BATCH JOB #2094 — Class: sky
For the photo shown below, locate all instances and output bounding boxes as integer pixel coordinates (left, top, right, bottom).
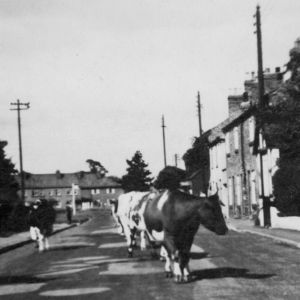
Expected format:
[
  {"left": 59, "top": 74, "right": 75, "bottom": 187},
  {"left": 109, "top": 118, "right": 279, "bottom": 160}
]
[{"left": 1, "top": 0, "right": 300, "bottom": 178}]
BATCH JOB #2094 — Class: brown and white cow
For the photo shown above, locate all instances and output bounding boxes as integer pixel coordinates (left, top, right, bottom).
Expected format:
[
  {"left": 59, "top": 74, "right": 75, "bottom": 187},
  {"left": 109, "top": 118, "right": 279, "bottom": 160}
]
[{"left": 129, "top": 189, "right": 228, "bottom": 282}]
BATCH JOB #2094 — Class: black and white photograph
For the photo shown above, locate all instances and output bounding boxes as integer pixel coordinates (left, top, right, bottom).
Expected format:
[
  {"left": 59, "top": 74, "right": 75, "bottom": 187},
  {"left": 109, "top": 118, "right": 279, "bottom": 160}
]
[{"left": 0, "top": 0, "right": 300, "bottom": 299}]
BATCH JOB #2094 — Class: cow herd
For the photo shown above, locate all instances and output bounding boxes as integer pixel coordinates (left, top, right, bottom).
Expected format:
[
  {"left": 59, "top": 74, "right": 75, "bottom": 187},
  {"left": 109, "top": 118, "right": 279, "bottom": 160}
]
[{"left": 114, "top": 189, "right": 228, "bottom": 282}]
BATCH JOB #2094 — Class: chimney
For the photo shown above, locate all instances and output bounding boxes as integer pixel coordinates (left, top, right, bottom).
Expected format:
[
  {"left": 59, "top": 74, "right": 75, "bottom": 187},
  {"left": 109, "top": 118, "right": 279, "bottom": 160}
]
[
  {"left": 275, "top": 67, "right": 281, "bottom": 73},
  {"left": 56, "top": 170, "right": 61, "bottom": 179},
  {"left": 294, "top": 38, "right": 300, "bottom": 49},
  {"left": 228, "top": 95, "right": 243, "bottom": 120}
]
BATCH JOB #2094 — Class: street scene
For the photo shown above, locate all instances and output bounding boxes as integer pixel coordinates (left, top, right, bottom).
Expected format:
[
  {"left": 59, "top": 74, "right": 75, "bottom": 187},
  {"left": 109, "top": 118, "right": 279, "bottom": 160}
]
[
  {"left": 1, "top": 1, "right": 300, "bottom": 299},
  {"left": 0, "top": 210, "right": 300, "bottom": 299}
]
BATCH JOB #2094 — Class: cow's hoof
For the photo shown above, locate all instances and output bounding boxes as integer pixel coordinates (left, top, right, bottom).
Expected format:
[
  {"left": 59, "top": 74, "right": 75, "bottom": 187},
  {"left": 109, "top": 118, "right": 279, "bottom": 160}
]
[
  {"left": 183, "top": 275, "right": 190, "bottom": 282},
  {"left": 165, "top": 271, "right": 173, "bottom": 278}
]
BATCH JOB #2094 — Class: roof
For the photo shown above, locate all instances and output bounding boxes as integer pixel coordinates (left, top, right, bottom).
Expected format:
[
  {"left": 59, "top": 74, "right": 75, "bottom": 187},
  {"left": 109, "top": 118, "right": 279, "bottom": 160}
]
[
  {"left": 208, "top": 118, "right": 230, "bottom": 146},
  {"left": 222, "top": 106, "right": 257, "bottom": 133},
  {"left": 16, "top": 172, "right": 122, "bottom": 189}
]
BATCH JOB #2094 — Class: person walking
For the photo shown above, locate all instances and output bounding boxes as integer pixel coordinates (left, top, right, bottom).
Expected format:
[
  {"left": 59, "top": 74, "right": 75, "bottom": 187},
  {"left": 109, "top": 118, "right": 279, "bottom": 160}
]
[
  {"left": 28, "top": 199, "right": 42, "bottom": 249},
  {"left": 66, "top": 201, "right": 73, "bottom": 224}
]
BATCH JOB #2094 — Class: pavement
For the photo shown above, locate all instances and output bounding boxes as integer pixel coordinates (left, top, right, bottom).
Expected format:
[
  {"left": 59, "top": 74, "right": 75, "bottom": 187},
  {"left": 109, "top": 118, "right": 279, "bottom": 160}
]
[
  {"left": 227, "top": 217, "right": 300, "bottom": 249},
  {"left": 0, "top": 222, "right": 80, "bottom": 255}
]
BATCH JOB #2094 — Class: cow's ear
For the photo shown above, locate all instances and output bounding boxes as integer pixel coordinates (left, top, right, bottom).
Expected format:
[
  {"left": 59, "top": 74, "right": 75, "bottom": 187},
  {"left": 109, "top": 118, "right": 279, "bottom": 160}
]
[{"left": 219, "top": 200, "right": 225, "bottom": 207}]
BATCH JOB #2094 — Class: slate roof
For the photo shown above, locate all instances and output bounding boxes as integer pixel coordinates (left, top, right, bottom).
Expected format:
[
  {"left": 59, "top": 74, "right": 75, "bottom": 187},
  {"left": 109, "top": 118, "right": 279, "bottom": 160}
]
[
  {"left": 208, "top": 118, "right": 231, "bottom": 146},
  {"left": 17, "top": 172, "right": 122, "bottom": 189}
]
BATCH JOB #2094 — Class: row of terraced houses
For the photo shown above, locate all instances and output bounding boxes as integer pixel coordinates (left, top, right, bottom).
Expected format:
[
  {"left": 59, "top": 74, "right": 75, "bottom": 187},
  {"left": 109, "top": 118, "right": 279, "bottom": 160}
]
[
  {"left": 18, "top": 171, "right": 123, "bottom": 209},
  {"left": 184, "top": 67, "right": 283, "bottom": 227}
]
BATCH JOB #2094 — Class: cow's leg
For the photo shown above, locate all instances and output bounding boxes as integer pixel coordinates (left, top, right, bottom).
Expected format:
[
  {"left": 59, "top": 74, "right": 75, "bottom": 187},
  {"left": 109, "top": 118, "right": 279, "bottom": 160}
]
[
  {"left": 161, "top": 246, "right": 172, "bottom": 277},
  {"left": 140, "top": 231, "right": 147, "bottom": 251},
  {"left": 44, "top": 237, "right": 50, "bottom": 250},
  {"left": 128, "top": 227, "right": 137, "bottom": 257},
  {"left": 160, "top": 245, "right": 168, "bottom": 261},
  {"left": 163, "top": 234, "right": 182, "bottom": 282},
  {"left": 179, "top": 252, "right": 190, "bottom": 282},
  {"left": 117, "top": 216, "right": 125, "bottom": 235},
  {"left": 37, "top": 230, "right": 45, "bottom": 252},
  {"left": 178, "top": 228, "right": 197, "bottom": 282}
]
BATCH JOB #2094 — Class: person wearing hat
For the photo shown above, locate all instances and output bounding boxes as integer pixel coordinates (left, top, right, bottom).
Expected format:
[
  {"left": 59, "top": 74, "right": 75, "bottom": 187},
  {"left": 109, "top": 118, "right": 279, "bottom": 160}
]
[{"left": 28, "top": 199, "right": 42, "bottom": 249}]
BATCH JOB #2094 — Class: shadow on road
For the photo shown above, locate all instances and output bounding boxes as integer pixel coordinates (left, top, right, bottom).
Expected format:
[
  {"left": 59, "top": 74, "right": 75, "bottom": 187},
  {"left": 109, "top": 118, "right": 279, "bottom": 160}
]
[
  {"left": 190, "top": 267, "right": 275, "bottom": 282},
  {"left": 189, "top": 252, "right": 209, "bottom": 260},
  {"left": 0, "top": 275, "right": 57, "bottom": 285},
  {"left": 49, "top": 244, "right": 94, "bottom": 251}
]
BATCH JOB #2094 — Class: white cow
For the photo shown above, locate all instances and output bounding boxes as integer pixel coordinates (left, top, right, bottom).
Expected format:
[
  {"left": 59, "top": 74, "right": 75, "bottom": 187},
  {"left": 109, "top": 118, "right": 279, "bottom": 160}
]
[{"left": 116, "top": 191, "right": 150, "bottom": 255}]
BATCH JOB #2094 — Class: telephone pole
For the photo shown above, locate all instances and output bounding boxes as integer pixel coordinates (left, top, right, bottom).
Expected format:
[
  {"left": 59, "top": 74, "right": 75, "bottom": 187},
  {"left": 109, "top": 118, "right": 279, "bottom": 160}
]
[
  {"left": 254, "top": 5, "right": 269, "bottom": 226},
  {"left": 255, "top": 5, "right": 265, "bottom": 108},
  {"left": 161, "top": 115, "right": 167, "bottom": 167},
  {"left": 174, "top": 154, "right": 179, "bottom": 167},
  {"left": 10, "top": 100, "right": 30, "bottom": 202},
  {"left": 197, "top": 91, "right": 203, "bottom": 137}
]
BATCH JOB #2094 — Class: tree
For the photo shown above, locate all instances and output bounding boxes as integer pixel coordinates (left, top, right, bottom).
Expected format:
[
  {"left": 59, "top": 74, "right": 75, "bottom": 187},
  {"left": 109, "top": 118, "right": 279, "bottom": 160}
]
[
  {"left": 121, "top": 151, "right": 153, "bottom": 192},
  {"left": 0, "top": 141, "right": 19, "bottom": 205},
  {"left": 154, "top": 166, "right": 186, "bottom": 190},
  {"left": 257, "top": 40, "right": 300, "bottom": 215},
  {"left": 86, "top": 159, "right": 108, "bottom": 176}
]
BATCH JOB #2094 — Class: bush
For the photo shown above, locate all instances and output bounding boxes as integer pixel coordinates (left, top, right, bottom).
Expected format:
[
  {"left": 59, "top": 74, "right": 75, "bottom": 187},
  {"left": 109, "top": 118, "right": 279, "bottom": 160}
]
[
  {"left": 273, "top": 162, "right": 300, "bottom": 216},
  {"left": 5, "top": 203, "right": 30, "bottom": 233}
]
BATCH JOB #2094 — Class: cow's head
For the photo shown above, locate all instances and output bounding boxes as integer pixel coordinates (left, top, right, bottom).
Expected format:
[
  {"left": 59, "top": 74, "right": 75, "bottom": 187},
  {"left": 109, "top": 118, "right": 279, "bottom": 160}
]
[{"left": 198, "top": 193, "right": 228, "bottom": 235}]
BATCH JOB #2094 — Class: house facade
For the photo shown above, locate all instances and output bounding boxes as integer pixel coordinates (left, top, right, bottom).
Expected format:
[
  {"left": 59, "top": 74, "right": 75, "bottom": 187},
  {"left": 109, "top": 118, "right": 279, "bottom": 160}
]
[
  {"left": 18, "top": 171, "right": 123, "bottom": 209},
  {"left": 186, "top": 69, "right": 283, "bottom": 225},
  {"left": 208, "top": 119, "right": 230, "bottom": 218}
]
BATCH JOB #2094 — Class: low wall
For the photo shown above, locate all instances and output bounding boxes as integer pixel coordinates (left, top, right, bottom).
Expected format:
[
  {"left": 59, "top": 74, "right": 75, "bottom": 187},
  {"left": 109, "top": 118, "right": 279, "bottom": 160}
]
[{"left": 270, "top": 207, "right": 300, "bottom": 231}]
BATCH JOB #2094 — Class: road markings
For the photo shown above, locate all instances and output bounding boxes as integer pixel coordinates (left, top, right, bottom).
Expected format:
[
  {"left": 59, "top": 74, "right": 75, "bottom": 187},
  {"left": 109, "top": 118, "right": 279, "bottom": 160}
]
[
  {"left": 40, "top": 287, "right": 110, "bottom": 297},
  {"left": 99, "top": 261, "right": 162, "bottom": 275},
  {"left": 98, "top": 242, "right": 127, "bottom": 248},
  {"left": 0, "top": 283, "right": 45, "bottom": 296}
]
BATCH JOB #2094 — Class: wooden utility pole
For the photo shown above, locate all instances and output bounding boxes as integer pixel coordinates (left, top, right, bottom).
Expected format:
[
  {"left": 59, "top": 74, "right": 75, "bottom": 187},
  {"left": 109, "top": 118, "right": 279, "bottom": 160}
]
[
  {"left": 174, "top": 154, "right": 178, "bottom": 167},
  {"left": 254, "top": 5, "right": 269, "bottom": 226},
  {"left": 10, "top": 100, "right": 30, "bottom": 202},
  {"left": 197, "top": 91, "right": 203, "bottom": 137},
  {"left": 161, "top": 115, "right": 167, "bottom": 167},
  {"left": 255, "top": 5, "right": 265, "bottom": 108}
]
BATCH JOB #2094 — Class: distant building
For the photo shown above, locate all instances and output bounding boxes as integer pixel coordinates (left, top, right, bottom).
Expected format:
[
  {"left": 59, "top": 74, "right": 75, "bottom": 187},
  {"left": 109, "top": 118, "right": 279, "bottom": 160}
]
[{"left": 17, "top": 170, "right": 123, "bottom": 209}]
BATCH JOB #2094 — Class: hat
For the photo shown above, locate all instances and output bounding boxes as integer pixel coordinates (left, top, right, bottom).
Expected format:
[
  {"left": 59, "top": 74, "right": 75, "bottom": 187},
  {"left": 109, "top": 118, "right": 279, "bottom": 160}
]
[{"left": 35, "top": 199, "right": 41, "bottom": 204}]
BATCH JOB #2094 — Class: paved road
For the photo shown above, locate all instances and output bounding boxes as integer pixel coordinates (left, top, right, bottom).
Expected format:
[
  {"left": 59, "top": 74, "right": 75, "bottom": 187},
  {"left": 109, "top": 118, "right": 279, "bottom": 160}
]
[{"left": 0, "top": 209, "right": 299, "bottom": 299}]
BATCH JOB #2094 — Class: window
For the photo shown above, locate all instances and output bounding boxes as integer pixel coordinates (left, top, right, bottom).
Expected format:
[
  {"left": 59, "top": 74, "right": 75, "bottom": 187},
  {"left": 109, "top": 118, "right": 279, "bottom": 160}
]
[
  {"left": 96, "top": 189, "right": 100, "bottom": 194},
  {"left": 233, "top": 127, "right": 239, "bottom": 151},
  {"left": 249, "top": 117, "right": 255, "bottom": 142},
  {"left": 106, "top": 188, "right": 115, "bottom": 194},
  {"left": 259, "top": 131, "right": 266, "bottom": 150},
  {"left": 235, "top": 175, "right": 242, "bottom": 206},
  {"left": 225, "top": 132, "right": 230, "bottom": 154},
  {"left": 56, "top": 189, "right": 62, "bottom": 196}
]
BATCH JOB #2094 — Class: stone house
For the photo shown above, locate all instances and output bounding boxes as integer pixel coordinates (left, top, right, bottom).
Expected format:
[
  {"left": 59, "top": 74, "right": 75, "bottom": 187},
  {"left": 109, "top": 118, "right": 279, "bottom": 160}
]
[
  {"left": 207, "top": 119, "right": 230, "bottom": 218},
  {"left": 222, "top": 69, "right": 282, "bottom": 220},
  {"left": 18, "top": 171, "right": 123, "bottom": 209}
]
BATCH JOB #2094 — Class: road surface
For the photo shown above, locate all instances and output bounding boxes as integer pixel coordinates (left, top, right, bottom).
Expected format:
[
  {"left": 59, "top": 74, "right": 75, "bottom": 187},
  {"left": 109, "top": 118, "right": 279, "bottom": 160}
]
[{"left": 0, "top": 209, "right": 299, "bottom": 299}]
